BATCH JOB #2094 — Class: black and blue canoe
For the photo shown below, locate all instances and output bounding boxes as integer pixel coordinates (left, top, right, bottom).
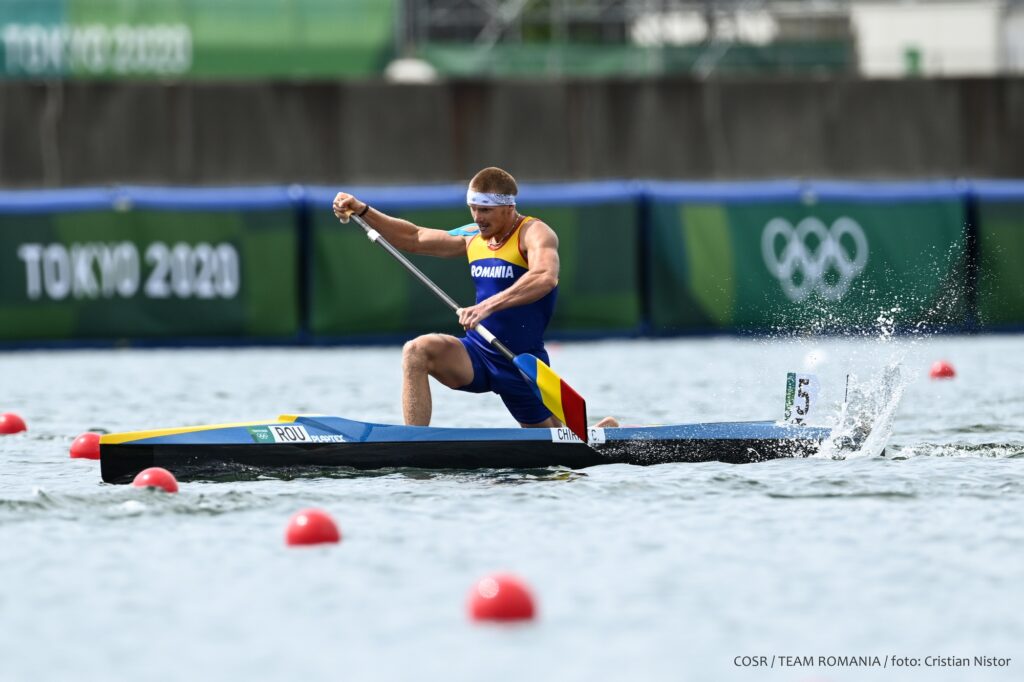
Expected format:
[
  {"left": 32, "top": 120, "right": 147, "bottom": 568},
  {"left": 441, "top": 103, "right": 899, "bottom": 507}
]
[{"left": 99, "top": 415, "right": 842, "bottom": 483}]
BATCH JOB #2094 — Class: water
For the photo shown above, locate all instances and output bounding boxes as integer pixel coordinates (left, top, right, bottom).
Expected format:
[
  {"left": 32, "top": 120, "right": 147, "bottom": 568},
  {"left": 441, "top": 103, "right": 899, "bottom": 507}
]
[{"left": 1, "top": 335, "right": 1022, "bottom": 682}]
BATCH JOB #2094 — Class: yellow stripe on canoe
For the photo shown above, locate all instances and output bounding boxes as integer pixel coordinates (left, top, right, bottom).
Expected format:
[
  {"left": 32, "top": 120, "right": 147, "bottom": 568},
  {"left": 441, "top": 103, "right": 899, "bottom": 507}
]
[{"left": 99, "top": 415, "right": 300, "bottom": 445}]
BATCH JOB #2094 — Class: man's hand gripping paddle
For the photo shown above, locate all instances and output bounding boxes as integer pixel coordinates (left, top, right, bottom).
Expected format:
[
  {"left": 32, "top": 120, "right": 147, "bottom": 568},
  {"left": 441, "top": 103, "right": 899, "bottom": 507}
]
[{"left": 340, "top": 210, "right": 589, "bottom": 442}]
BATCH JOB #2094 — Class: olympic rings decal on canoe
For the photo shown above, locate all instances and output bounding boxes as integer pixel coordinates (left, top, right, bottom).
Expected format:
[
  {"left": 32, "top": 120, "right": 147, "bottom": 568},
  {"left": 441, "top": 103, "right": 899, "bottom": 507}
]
[{"left": 761, "top": 217, "right": 869, "bottom": 302}]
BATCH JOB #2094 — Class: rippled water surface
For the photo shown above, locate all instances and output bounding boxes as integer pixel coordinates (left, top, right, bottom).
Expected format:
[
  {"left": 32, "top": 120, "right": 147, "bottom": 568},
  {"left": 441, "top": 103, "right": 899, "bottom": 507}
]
[{"left": 1, "top": 335, "right": 1022, "bottom": 682}]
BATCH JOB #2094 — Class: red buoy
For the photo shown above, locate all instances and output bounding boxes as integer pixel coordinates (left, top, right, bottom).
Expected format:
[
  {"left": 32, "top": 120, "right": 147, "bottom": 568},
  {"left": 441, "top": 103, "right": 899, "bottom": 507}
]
[
  {"left": 132, "top": 467, "right": 179, "bottom": 493},
  {"left": 0, "top": 413, "right": 27, "bottom": 435},
  {"left": 929, "top": 360, "right": 956, "bottom": 379},
  {"left": 70, "top": 432, "right": 101, "bottom": 459},
  {"left": 467, "top": 573, "right": 536, "bottom": 622},
  {"left": 285, "top": 508, "right": 341, "bottom": 546}
]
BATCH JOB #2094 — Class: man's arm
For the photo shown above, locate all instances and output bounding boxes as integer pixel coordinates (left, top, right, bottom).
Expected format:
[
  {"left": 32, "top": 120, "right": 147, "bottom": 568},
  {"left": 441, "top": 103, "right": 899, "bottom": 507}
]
[
  {"left": 457, "top": 219, "right": 559, "bottom": 330},
  {"left": 332, "top": 192, "right": 466, "bottom": 258}
]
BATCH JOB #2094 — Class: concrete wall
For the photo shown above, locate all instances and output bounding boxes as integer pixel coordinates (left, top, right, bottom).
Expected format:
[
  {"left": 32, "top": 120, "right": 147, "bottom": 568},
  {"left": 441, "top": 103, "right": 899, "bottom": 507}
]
[{"left": 1, "top": 77, "right": 1022, "bottom": 187}]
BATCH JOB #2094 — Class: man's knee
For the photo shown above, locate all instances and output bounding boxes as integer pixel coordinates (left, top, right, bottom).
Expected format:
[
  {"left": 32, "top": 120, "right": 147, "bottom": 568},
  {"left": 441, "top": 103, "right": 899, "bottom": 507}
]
[
  {"left": 404, "top": 334, "right": 456, "bottom": 373},
  {"left": 402, "top": 336, "right": 436, "bottom": 372},
  {"left": 404, "top": 335, "right": 472, "bottom": 388}
]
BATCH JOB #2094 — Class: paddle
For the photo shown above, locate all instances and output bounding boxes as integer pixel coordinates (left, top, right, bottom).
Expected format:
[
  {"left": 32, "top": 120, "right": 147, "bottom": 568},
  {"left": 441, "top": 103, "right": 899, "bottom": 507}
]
[{"left": 341, "top": 211, "right": 590, "bottom": 443}]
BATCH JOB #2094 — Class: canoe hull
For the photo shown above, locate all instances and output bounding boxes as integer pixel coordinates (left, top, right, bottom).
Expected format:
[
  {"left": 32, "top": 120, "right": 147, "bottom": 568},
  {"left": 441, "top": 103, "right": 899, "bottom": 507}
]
[{"left": 100, "top": 416, "right": 832, "bottom": 483}]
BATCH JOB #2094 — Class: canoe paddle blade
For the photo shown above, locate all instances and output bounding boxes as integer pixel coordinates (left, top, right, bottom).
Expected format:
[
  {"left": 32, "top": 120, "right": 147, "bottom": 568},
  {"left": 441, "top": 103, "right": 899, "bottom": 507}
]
[{"left": 513, "top": 354, "right": 589, "bottom": 443}]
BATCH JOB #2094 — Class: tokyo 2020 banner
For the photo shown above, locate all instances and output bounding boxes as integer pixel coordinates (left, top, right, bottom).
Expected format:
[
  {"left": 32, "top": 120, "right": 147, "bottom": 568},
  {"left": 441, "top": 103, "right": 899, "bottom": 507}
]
[
  {"left": 0, "top": 188, "right": 300, "bottom": 341},
  {"left": 645, "top": 182, "right": 970, "bottom": 334},
  {"left": 0, "top": 0, "right": 394, "bottom": 79}
]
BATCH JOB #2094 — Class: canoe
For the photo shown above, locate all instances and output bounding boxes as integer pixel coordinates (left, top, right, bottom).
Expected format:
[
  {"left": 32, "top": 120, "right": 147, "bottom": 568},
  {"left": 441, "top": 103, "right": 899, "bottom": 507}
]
[{"left": 99, "top": 414, "right": 841, "bottom": 483}]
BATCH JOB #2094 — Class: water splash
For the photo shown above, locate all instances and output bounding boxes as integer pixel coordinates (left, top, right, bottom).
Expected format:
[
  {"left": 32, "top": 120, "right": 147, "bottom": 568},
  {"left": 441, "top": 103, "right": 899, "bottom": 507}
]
[
  {"left": 818, "top": 363, "right": 906, "bottom": 459},
  {"left": 755, "top": 236, "right": 968, "bottom": 340},
  {"left": 755, "top": 238, "right": 975, "bottom": 459}
]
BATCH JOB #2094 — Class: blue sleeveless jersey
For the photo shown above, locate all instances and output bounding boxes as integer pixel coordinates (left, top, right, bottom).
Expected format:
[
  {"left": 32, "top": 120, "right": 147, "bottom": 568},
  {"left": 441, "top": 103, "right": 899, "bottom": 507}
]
[{"left": 450, "top": 216, "right": 557, "bottom": 355}]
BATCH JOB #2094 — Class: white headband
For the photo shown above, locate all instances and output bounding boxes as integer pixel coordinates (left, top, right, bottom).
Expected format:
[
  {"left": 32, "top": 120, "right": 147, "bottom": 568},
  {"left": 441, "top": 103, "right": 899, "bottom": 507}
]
[{"left": 466, "top": 189, "right": 516, "bottom": 207}]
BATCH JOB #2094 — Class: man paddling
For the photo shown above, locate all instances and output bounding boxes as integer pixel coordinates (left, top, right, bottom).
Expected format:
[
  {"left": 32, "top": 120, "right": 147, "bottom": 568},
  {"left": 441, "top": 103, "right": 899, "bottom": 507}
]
[{"left": 333, "top": 167, "right": 617, "bottom": 431}]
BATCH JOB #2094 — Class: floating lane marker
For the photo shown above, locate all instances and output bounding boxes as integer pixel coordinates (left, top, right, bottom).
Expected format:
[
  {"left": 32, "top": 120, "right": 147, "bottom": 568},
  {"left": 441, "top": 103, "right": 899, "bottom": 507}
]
[
  {"left": 468, "top": 573, "right": 537, "bottom": 622},
  {"left": 930, "top": 360, "right": 956, "bottom": 379},
  {"left": 0, "top": 412, "right": 27, "bottom": 434},
  {"left": 132, "top": 467, "right": 179, "bottom": 493},
  {"left": 285, "top": 508, "right": 341, "bottom": 546},
  {"left": 70, "top": 432, "right": 101, "bottom": 459}
]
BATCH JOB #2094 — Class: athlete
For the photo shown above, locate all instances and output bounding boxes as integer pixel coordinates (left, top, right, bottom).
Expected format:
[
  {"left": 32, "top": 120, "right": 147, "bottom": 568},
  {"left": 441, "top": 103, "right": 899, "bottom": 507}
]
[{"left": 332, "top": 166, "right": 617, "bottom": 430}]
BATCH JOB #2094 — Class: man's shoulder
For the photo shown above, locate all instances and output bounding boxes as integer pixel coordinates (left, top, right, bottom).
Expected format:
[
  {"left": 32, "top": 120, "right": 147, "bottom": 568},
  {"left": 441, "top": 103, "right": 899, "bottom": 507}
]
[{"left": 520, "top": 217, "right": 558, "bottom": 245}]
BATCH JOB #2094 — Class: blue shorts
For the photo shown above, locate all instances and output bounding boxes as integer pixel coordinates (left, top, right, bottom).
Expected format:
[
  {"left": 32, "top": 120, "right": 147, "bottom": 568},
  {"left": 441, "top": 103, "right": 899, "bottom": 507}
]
[{"left": 457, "top": 336, "right": 552, "bottom": 425}]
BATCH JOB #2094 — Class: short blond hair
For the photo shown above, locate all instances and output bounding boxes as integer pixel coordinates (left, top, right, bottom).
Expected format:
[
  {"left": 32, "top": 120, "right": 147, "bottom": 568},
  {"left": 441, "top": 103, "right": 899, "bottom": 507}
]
[{"left": 469, "top": 167, "right": 518, "bottom": 196}]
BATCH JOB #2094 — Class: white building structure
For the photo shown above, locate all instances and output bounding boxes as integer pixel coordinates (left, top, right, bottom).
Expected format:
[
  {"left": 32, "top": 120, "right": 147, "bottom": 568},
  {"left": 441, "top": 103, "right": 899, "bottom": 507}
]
[{"left": 851, "top": 1, "right": 1004, "bottom": 76}]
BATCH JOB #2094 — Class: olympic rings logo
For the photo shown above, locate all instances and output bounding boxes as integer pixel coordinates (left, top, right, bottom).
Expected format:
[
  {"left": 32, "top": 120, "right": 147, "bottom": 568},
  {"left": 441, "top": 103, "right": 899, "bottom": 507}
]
[{"left": 761, "top": 217, "right": 869, "bottom": 302}]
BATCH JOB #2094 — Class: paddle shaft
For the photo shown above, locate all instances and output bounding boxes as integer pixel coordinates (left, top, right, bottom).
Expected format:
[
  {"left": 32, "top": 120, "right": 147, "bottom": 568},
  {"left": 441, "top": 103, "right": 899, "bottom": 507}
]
[{"left": 349, "top": 213, "right": 518, "bottom": 362}]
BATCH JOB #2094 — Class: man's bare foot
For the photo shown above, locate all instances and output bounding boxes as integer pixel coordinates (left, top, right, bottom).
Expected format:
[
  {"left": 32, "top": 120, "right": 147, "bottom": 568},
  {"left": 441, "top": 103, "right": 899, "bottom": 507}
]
[{"left": 595, "top": 416, "right": 619, "bottom": 428}]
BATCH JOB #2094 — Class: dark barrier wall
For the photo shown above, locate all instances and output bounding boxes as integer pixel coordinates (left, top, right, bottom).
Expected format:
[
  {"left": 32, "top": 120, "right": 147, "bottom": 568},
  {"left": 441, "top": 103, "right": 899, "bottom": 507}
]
[
  {"left": 304, "top": 182, "right": 642, "bottom": 340},
  {"left": 2, "top": 78, "right": 1023, "bottom": 187},
  {"left": 645, "top": 182, "right": 970, "bottom": 334},
  {"left": 0, "top": 187, "right": 299, "bottom": 341},
  {"left": 975, "top": 181, "right": 1024, "bottom": 329}
]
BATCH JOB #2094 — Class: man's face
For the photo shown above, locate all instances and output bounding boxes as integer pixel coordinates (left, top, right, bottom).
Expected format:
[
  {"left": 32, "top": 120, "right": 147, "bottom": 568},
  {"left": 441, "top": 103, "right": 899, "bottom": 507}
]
[{"left": 469, "top": 204, "right": 515, "bottom": 238}]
